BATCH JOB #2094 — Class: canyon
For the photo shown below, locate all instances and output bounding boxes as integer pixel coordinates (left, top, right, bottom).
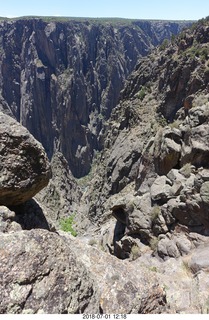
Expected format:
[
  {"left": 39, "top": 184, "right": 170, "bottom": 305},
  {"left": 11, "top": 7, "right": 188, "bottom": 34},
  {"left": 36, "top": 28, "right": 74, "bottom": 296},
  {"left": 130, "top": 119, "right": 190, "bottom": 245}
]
[
  {"left": 0, "top": 18, "right": 190, "bottom": 177},
  {"left": 2, "top": 16, "right": 209, "bottom": 314}
]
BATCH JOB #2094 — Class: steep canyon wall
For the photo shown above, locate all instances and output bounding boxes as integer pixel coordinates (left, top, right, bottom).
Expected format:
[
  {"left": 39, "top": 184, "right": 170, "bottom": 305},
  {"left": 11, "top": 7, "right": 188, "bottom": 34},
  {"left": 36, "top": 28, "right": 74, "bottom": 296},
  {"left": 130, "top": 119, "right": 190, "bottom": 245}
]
[{"left": 0, "top": 18, "right": 190, "bottom": 177}]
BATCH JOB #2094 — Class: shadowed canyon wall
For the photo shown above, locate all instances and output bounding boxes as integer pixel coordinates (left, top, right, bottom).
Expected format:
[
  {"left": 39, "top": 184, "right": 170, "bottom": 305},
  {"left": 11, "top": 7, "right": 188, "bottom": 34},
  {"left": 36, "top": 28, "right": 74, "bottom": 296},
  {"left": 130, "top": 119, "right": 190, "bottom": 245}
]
[{"left": 0, "top": 18, "right": 190, "bottom": 177}]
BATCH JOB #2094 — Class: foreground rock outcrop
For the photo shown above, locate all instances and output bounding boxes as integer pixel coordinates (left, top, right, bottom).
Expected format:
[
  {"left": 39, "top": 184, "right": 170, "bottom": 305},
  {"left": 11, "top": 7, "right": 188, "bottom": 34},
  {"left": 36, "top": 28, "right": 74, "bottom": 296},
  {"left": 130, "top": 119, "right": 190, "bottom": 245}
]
[
  {"left": 0, "top": 105, "right": 168, "bottom": 314},
  {"left": 0, "top": 201, "right": 168, "bottom": 314},
  {"left": 65, "top": 232, "right": 167, "bottom": 314},
  {"left": 0, "top": 229, "right": 99, "bottom": 314},
  {"left": 0, "top": 112, "right": 51, "bottom": 206}
]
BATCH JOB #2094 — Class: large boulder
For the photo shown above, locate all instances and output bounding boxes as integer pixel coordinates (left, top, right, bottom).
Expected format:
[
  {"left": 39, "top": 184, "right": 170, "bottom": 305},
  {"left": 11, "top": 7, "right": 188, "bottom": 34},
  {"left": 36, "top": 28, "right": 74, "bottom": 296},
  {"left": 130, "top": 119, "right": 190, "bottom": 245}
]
[
  {"left": 181, "top": 124, "right": 209, "bottom": 168},
  {"left": 150, "top": 175, "right": 172, "bottom": 203},
  {"left": 188, "top": 243, "right": 209, "bottom": 273},
  {"left": 153, "top": 127, "right": 182, "bottom": 175},
  {"left": 0, "top": 112, "right": 51, "bottom": 206}
]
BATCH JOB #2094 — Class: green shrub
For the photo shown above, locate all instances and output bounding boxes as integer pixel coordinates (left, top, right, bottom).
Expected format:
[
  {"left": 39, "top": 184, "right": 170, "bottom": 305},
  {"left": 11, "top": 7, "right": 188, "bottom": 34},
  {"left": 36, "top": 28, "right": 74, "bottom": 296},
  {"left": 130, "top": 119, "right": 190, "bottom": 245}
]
[
  {"left": 149, "top": 237, "right": 159, "bottom": 251},
  {"left": 159, "top": 39, "right": 169, "bottom": 51},
  {"left": 151, "top": 206, "right": 161, "bottom": 221},
  {"left": 149, "top": 266, "right": 158, "bottom": 272},
  {"left": 111, "top": 274, "right": 120, "bottom": 282},
  {"left": 205, "top": 67, "right": 209, "bottom": 76},
  {"left": 201, "top": 47, "right": 209, "bottom": 60},
  {"left": 157, "top": 115, "right": 168, "bottom": 127},
  {"left": 60, "top": 215, "right": 77, "bottom": 237},
  {"left": 88, "top": 238, "right": 97, "bottom": 246},
  {"left": 168, "top": 120, "right": 181, "bottom": 129},
  {"left": 182, "top": 260, "right": 193, "bottom": 276},
  {"left": 130, "top": 245, "right": 141, "bottom": 260},
  {"left": 171, "top": 34, "right": 176, "bottom": 44},
  {"left": 137, "top": 86, "right": 146, "bottom": 101},
  {"left": 180, "top": 163, "right": 192, "bottom": 178}
]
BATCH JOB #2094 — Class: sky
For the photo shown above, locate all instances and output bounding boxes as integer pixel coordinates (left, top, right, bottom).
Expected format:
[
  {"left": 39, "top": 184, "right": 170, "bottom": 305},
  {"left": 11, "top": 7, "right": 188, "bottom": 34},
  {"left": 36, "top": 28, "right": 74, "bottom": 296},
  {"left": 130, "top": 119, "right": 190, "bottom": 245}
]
[{"left": 1, "top": 0, "right": 209, "bottom": 21}]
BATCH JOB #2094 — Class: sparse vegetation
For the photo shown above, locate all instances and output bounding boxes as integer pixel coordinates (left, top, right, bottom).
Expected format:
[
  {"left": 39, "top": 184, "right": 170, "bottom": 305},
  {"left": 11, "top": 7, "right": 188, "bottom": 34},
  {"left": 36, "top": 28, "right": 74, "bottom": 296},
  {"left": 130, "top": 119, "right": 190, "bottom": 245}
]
[
  {"left": 159, "top": 39, "right": 169, "bottom": 51},
  {"left": 171, "top": 34, "right": 176, "bottom": 44},
  {"left": 130, "top": 245, "right": 141, "bottom": 260},
  {"left": 149, "top": 237, "right": 159, "bottom": 252},
  {"left": 182, "top": 260, "right": 193, "bottom": 276},
  {"left": 111, "top": 274, "right": 120, "bottom": 282},
  {"left": 149, "top": 266, "right": 158, "bottom": 272},
  {"left": 88, "top": 238, "right": 97, "bottom": 246},
  {"left": 60, "top": 215, "right": 77, "bottom": 237},
  {"left": 137, "top": 86, "right": 146, "bottom": 101},
  {"left": 193, "top": 94, "right": 209, "bottom": 108},
  {"left": 151, "top": 206, "right": 161, "bottom": 221},
  {"left": 168, "top": 120, "right": 181, "bottom": 129},
  {"left": 180, "top": 163, "right": 192, "bottom": 178},
  {"left": 183, "top": 44, "right": 209, "bottom": 61},
  {"left": 76, "top": 150, "right": 101, "bottom": 188},
  {"left": 157, "top": 115, "right": 168, "bottom": 127}
]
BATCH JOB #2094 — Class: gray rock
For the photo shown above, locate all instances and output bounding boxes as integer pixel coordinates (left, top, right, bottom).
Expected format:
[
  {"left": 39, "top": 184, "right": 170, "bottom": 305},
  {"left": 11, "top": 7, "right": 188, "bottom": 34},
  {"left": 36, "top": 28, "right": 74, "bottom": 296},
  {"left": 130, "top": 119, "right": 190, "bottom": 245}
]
[
  {"left": 0, "top": 206, "right": 21, "bottom": 233},
  {"left": 152, "top": 213, "right": 168, "bottom": 236},
  {"left": 169, "top": 198, "right": 201, "bottom": 227},
  {"left": 150, "top": 175, "right": 172, "bottom": 202},
  {"left": 161, "top": 203, "right": 176, "bottom": 226},
  {"left": 153, "top": 127, "right": 182, "bottom": 175},
  {"left": 188, "top": 244, "right": 209, "bottom": 273},
  {"left": 0, "top": 199, "right": 56, "bottom": 234},
  {"left": 194, "top": 169, "right": 209, "bottom": 191},
  {"left": 197, "top": 169, "right": 209, "bottom": 181},
  {"left": 158, "top": 235, "right": 181, "bottom": 259},
  {"left": 68, "top": 233, "right": 167, "bottom": 314},
  {"left": 157, "top": 232, "right": 192, "bottom": 259},
  {"left": 166, "top": 241, "right": 181, "bottom": 258},
  {"left": 0, "top": 112, "right": 51, "bottom": 206},
  {"left": 169, "top": 180, "right": 184, "bottom": 197},
  {"left": 200, "top": 181, "right": 209, "bottom": 204},
  {"left": 157, "top": 236, "right": 170, "bottom": 258},
  {"left": 115, "top": 235, "right": 142, "bottom": 260},
  {"left": 176, "top": 235, "right": 192, "bottom": 255},
  {"left": 111, "top": 193, "right": 153, "bottom": 243},
  {"left": 188, "top": 104, "right": 209, "bottom": 127},
  {"left": 107, "top": 130, "right": 141, "bottom": 194},
  {"left": 167, "top": 168, "right": 186, "bottom": 182},
  {"left": 0, "top": 229, "right": 99, "bottom": 314},
  {"left": 181, "top": 124, "right": 209, "bottom": 167}
]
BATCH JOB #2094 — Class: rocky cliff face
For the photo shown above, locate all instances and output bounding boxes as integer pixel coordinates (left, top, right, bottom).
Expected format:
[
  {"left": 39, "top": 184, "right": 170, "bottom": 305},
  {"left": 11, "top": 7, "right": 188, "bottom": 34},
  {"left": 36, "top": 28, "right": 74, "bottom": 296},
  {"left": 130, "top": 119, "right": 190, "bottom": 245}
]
[
  {"left": 74, "top": 17, "right": 209, "bottom": 313},
  {"left": 0, "top": 18, "right": 190, "bottom": 177},
  {"left": 83, "top": 17, "right": 209, "bottom": 223},
  {"left": 3, "top": 16, "right": 209, "bottom": 314}
]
